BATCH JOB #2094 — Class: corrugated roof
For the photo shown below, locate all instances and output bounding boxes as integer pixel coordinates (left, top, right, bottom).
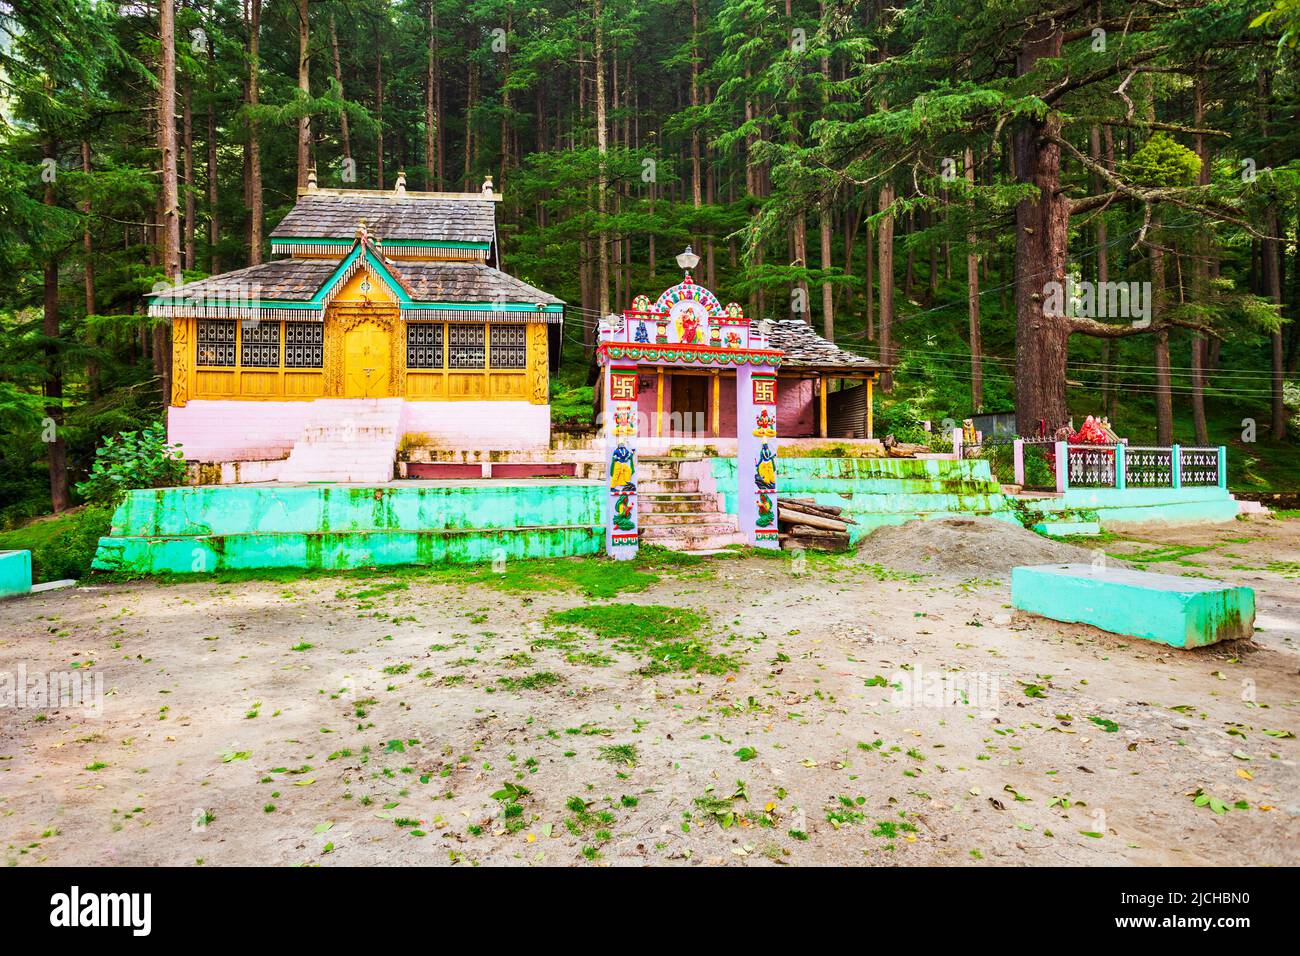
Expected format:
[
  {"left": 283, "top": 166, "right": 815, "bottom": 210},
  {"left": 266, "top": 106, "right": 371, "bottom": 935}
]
[
  {"left": 757, "top": 319, "right": 887, "bottom": 372},
  {"left": 154, "top": 258, "right": 563, "bottom": 306},
  {"left": 270, "top": 193, "right": 497, "bottom": 244}
]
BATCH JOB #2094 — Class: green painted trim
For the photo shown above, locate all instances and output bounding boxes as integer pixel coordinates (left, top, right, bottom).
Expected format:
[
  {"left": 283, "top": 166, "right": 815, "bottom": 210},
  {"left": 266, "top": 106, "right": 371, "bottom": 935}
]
[{"left": 402, "top": 303, "right": 564, "bottom": 313}]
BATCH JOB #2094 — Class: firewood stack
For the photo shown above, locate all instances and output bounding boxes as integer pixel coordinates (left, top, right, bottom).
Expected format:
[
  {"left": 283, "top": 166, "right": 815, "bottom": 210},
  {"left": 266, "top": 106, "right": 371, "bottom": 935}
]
[{"left": 778, "top": 497, "right": 854, "bottom": 552}]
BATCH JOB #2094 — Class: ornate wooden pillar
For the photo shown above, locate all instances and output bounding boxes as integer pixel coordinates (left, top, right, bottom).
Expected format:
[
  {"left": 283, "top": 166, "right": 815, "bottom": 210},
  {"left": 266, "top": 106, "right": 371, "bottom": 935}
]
[
  {"left": 737, "top": 364, "right": 779, "bottom": 548},
  {"left": 605, "top": 363, "right": 640, "bottom": 558}
]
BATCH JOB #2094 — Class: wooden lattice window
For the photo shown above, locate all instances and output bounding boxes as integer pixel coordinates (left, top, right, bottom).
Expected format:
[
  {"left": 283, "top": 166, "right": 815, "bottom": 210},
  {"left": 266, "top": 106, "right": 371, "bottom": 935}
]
[
  {"left": 489, "top": 325, "right": 527, "bottom": 369},
  {"left": 284, "top": 321, "right": 323, "bottom": 368},
  {"left": 195, "top": 319, "right": 236, "bottom": 367},
  {"left": 448, "top": 324, "right": 485, "bottom": 369},
  {"left": 406, "top": 322, "right": 444, "bottom": 369},
  {"left": 239, "top": 320, "right": 280, "bottom": 367}
]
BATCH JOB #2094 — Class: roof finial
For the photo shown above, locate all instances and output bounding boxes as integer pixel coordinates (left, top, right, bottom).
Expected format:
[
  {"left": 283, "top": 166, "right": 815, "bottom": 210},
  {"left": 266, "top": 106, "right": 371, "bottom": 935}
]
[
  {"left": 394, "top": 170, "right": 406, "bottom": 195},
  {"left": 306, "top": 166, "right": 318, "bottom": 192},
  {"left": 482, "top": 174, "right": 495, "bottom": 196},
  {"left": 357, "top": 220, "right": 368, "bottom": 243}
]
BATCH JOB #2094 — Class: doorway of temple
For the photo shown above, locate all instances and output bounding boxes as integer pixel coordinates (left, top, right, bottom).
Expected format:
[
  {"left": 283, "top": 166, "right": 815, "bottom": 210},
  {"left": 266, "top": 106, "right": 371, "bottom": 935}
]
[
  {"left": 670, "top": 372, "right": 708, "bottom": 437},
  {"left": 343, "top": 320, "right": 392, "bottom": 397}
]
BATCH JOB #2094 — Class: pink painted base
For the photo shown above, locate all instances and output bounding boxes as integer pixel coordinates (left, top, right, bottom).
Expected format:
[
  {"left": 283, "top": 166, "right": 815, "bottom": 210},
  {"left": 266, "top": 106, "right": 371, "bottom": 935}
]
[{"left": 169, "top": 399, "right": 551, "bottom": 462}]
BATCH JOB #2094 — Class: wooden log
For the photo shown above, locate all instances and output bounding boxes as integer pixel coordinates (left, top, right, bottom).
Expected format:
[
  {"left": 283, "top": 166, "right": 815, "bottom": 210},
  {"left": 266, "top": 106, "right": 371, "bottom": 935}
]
[
  {"left": 778, "top": 507, "right": 847, "bottom": 532},
  {"left": 780, "top": 498, "right": 854, "bottom": 523}
]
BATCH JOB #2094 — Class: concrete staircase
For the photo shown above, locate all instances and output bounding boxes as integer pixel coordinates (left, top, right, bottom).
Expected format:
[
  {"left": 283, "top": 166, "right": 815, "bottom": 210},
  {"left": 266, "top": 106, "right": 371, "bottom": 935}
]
[
  {"left": 638, "top": 457, "right": 745, "bottom": 551},
  {"left": 277, "top": 399, "right": 403, "bottom": 483}
]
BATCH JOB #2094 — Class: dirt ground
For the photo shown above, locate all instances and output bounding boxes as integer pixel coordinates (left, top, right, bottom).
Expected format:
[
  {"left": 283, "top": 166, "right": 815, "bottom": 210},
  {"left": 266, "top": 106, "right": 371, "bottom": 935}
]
[{"left": 2, "top": 515, "right": 1297, "bottom": 867}]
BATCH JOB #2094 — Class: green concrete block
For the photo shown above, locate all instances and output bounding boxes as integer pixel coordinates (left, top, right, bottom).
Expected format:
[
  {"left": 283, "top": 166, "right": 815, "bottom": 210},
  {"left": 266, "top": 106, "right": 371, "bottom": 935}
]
[
  {"left": 1033, "top": 521, "right": 1101, "bottom": 536},
  {"left": 92, "top": 526, "right": 604, "bottom": 574},
  {"left": 0, "top": 550, "right": 32, "bottom": 599},
  {"left": 1011, "top": 563, "right": 1254, "bottom": 648}
]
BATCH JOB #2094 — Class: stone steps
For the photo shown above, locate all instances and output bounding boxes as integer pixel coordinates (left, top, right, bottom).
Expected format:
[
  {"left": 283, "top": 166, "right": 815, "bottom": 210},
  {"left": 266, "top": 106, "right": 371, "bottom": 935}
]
[
  {"left": 279, "top": 399, "right": 402, "bottom": 483},
  {"left": 638, "top": 478, "right": 700, "bottom": 494}
]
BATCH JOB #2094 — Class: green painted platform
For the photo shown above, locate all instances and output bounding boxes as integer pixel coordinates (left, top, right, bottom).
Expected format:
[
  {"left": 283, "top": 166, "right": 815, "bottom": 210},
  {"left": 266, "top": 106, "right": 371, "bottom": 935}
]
[
  {"left": 0, "top": 550, "right": 32, "bottom": 598},
  {"left": 1011, "top": 563, "right": 1254, "bottom": 649},
  {"left": 712, "top": 457, "right": 1011, "bottom": 543},
  {"left": 92, "top": 481, "right": 604, "bottom": 574}
]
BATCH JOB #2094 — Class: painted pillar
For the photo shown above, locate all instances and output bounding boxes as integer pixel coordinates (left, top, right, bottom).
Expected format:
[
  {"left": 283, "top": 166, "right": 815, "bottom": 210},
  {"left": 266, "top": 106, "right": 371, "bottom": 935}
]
[
  {"left": 1115, "top": 442, "right": 1126, "bottom": 490},
  {"left": 738, "top": 364, "right": 780, "bottom": 548},
  {"left": 1055, "top": 440, "right": 1068, "bottom": 492},
  {"left": 1013, "top": 439, "right": 1025, "bottom": 487},
  {"left": 605, "top": 363, "right": 640, "bottom": 558},
  {"left": 1171, "top": 444, "right": 1182, "bottom": 489},
  {"left": 1217, "top": 445, "right": 1227, "bottom": 489},
  {"left": 866, "top": 376, "right": 874, "bottom": 439}
]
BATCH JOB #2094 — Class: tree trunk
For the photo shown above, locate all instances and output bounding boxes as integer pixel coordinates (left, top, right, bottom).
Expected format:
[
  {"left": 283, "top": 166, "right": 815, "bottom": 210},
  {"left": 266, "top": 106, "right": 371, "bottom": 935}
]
[
  {"left": 1190, "top": 71, "right": 1210, "bottom": 445},
  {"left": 594, "top": 0, "right": 609, "bottom": 317},
  {"left": 247, "top": 0, "right": 263, "bottom": 265},
  {"left": 878, "top": 183, "right": 895, "bottom": 390},
  {"left": 820, "top": 205, "right": 834, "bottom": 340},
  {"left": 330, "top": 16, "right": 351, "bottom": 164},
  {"left": 425, "top": 6, "right": 436, "bottom": 189},
  {"left": 374, "top": 39, "right": 384, "bottom": 188},
  {"left": 182, "top": 72, "right": 195, "bottom": 271},
  {"left": 207, "top": 20, "right": 220, "bottom": 274},
  {"left": 1011, "top": 21, "right": 1069, "bottom": 437},
  {"left": 965, "top": 146, "right": 982, "bottom": 412},
  {"left": 296, "top": 0, "right": 310, "bottom": 189},
  {"left": 81, "top": 140, "right": 100, "bottom": 399},
  {"left": 1150, "top": 209, "right": 1174, "bottom": 444}
]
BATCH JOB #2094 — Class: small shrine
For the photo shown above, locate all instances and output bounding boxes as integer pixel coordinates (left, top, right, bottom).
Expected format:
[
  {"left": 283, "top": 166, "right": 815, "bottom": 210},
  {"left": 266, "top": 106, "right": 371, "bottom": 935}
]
[{"left": 597, "top": 247, "right": 885, "bottom": 558}]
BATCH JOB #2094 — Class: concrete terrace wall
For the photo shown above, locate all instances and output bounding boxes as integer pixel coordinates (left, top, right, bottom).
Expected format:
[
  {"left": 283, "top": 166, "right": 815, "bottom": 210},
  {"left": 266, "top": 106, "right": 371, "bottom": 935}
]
[
  {"left": 92, "top": 481, "right": 602, "bottom": 574},
  {"left": 169, "top": 399, "right": 551, "bottom": 462},
  {"left": 711, "top": 456, "right": 1013, "bottom": 542},
  {"left": 1017, "top": 486, "right": 1241, "bottom": 527}
]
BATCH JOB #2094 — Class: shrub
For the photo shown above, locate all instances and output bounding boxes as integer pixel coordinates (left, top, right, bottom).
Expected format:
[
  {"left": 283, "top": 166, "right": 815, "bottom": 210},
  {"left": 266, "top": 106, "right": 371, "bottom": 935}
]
[{"left": 75, "top": 422, "right": 185, "bottom": 505}]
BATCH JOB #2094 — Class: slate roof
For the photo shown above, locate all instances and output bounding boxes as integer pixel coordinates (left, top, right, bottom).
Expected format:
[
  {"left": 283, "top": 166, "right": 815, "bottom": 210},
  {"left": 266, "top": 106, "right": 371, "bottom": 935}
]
[
  {"left": 155, "top": 258, "right": 562, "bottom": 306},
  {"left": 397, "top": 262, "right": 563, "bottom": 305},
  {"left": 270, "top": 193, "right": 497, "bottom": 244},
  {"left": 757, "top": 319, "right": 888, "bottom": 372},
  {"left": 157, "top": 259, "right": 337, "bottom": 303}
]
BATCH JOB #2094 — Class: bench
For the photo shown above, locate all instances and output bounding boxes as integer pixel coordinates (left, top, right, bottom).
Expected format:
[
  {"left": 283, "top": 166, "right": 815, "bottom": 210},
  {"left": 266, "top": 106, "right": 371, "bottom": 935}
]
[{"left": 1011, "top": 563, "right": 1254, "bottom": 648}]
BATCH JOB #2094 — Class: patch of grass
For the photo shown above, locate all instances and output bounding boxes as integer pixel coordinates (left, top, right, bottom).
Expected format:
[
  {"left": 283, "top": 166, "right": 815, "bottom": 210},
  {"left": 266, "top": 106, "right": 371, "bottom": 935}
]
[
  {"left": 497, "top": 671, "right": 563, "bottom": 692},
  {"left": 597, "top": 743, "right": 638, "bottom": 768},
  {"left": 543, "top": 604, "right": 733, "bottom": 675}
]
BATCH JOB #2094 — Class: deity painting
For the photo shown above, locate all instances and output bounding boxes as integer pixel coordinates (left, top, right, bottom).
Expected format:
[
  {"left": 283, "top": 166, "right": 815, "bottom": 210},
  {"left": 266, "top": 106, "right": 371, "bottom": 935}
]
[
  {"left": 609, "top": 441, "right": 635, "bottom": 491},
  {"left": 675, "top": 304, "right": 704, "bottom": 345},
  {"left": 612, "top": 493, "right": 635, "bottom": 531},
  {"left": 755, "top": 442, "right": 776, "bottom": 491},
  {"left": 725, "top": 330, "right": 742, "bottom": 349},
  {"left": 752, "top": 408, "right": 776, "bottom": 437},
  {"left": 756, "top": 492, "right": 775, "bottom": 528},
  {"left": 634, "top": 321, "right": 650, "bottom": 343},
  {"left": 612, "top": 404, "right": 637, "bottom": 437}
]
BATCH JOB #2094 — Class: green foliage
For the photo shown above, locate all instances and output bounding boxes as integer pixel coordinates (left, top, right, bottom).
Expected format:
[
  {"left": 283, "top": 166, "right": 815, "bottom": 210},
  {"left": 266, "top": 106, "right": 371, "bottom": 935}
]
[
  {"left": 0, "top": 504, "right": 113, "bottom": 582},
  {"left": 1124, "top": 134, "right": 1202, "bottom": 189},
  {"left": 75, "top": 423, "right": 186, "bottom": 505}
]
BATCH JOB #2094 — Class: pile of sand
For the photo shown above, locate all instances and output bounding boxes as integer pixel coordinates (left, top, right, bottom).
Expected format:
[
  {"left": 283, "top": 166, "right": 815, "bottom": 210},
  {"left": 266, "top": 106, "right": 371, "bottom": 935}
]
[{"left": 858, "top": 516, "right": 1107, "bottom": 578}]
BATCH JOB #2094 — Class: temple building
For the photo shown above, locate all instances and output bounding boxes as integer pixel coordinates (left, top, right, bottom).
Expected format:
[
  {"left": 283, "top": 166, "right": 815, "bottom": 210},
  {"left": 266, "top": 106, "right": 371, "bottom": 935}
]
[{"left": 152, "top": 173, "right": 563, "bottom": 481}]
